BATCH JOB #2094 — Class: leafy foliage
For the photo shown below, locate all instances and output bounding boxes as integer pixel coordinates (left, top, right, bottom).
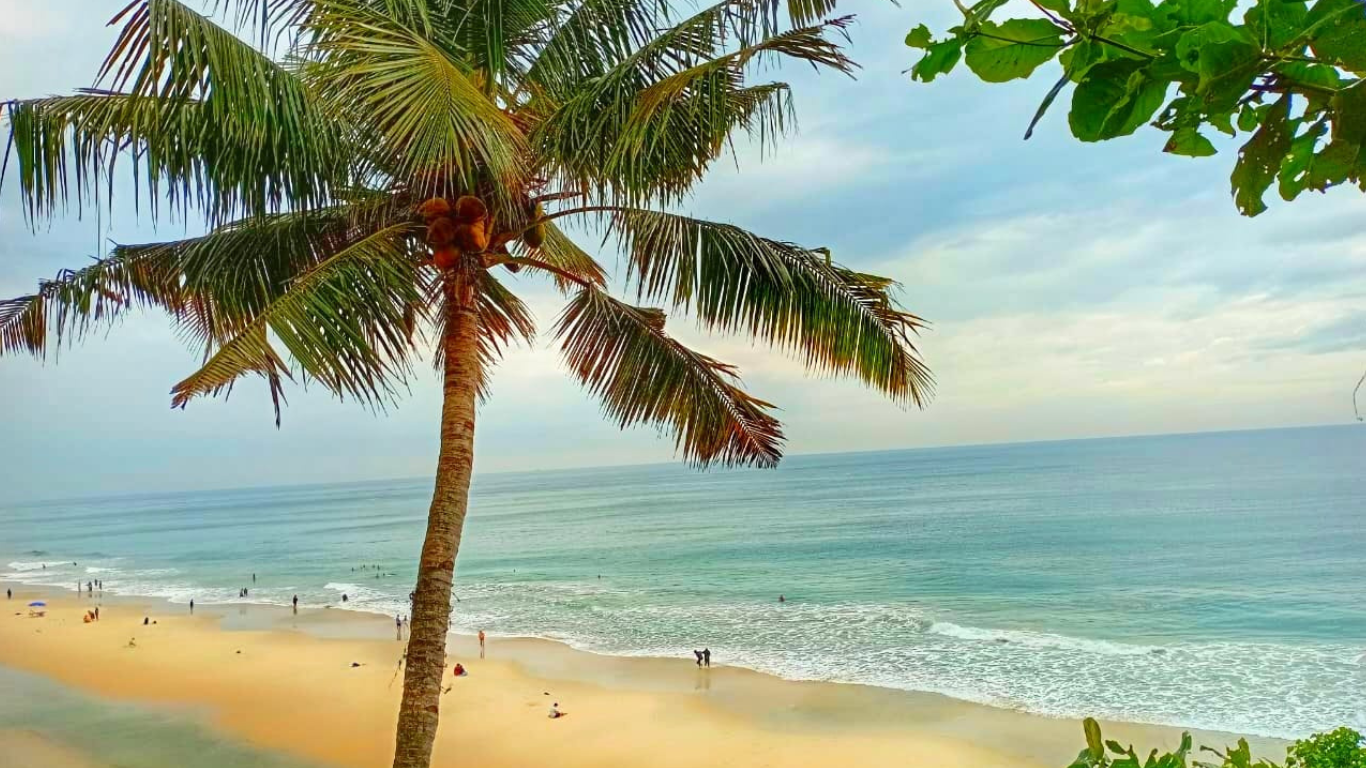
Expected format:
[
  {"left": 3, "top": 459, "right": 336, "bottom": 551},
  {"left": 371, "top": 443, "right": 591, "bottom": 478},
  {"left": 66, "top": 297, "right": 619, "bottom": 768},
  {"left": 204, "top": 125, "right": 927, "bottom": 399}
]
[
  {"left": 1067, "top": 718, "right": 1366, "bottom": 768},
  {"left": 2, "top": 0, "right": 933, "bottom": 471},
  {"left": 906, "top": 0, "right": 1366, "bottom": 216}
]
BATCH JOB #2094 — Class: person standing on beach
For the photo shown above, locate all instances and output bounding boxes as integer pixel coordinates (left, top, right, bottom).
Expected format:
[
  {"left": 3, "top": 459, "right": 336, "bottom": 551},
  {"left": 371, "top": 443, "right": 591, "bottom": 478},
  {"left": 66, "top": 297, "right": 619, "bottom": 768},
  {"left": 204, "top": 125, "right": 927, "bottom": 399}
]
[
  {"left": 5, "top": 588, "right": 10, "bottom": 599},
  {"left": 478, "top": 630, "right": 486, "bottom": 657},
  {"left": 702, "top": 648, "right": 711, "bottom": 667},
  {"left": 190, "top": 599, "right": 195, "bottom": 614},
  {"left": 94, "top": 606, "right": 100, "bottom": 621},
  {"left": 292, "top": 595, "right": 299, "bottom": 614},
  {"left": 396, "top": 615, "right": 403, "bottom": 640}
]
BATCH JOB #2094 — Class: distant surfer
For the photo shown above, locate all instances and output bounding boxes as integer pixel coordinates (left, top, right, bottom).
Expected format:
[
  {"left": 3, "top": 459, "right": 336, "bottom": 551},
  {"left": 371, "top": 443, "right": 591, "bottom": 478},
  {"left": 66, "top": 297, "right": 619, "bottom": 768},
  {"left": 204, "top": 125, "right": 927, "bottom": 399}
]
[{"left": 778, "top": 595, "right": 785, "bottom": 603}]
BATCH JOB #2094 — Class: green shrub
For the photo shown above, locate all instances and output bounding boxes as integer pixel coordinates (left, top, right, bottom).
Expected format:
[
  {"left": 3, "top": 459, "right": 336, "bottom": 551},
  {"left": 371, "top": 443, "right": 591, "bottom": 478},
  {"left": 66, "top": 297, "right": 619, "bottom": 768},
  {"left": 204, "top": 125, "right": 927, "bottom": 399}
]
[{"left": 1068, "top": 718, "right": 1366, "bottom": 768}]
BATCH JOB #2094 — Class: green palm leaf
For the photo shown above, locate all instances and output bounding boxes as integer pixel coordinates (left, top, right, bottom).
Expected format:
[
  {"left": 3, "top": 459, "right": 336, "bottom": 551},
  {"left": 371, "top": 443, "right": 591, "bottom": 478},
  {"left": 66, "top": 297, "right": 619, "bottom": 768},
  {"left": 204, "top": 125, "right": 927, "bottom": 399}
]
[
  {"left": 611, "top": 209, "right": 934, "bottom": 406},
  {"left": 556, "top": 286, "right": 783, "bottom": 467},
  {"left": 96, "top": 0, "right": 348, "bottom": 220},
  {"left": 302, "top": 0, "right": 526, "bottom": 200},
  {"left": 534, "top": 13, "right": 852, "bottom": 204},
  {"left": 169, "top": 222, "right": 424, "bottom": 423}
]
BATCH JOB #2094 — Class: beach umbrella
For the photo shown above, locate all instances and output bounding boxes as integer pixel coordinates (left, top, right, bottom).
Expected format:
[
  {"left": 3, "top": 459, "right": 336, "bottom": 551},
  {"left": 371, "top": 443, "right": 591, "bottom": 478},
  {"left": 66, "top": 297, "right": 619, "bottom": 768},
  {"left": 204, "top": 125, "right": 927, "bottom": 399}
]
[{"left": 28, "top": 601, "right": 46, "bottom": 607}]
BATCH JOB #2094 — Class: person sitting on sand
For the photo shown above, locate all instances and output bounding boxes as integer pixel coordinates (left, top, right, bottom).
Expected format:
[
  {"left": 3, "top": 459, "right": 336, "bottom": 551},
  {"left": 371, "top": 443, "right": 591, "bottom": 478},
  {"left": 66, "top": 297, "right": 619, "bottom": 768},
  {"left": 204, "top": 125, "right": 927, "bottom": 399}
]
[
  {"left": 548, "top": 702, "right": 564, "bottom": 719},
  {"left": 453, "top": 663, "right": 467, "bottom": 677}
]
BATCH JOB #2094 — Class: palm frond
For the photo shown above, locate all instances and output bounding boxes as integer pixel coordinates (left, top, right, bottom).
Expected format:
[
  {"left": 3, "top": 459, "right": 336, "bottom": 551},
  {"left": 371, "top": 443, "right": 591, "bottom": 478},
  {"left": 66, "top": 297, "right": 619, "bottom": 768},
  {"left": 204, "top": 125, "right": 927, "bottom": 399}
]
[
  {"left": 302, "top": 0, "right": 527, "bottom": 201},
  {"left": 525, "top": 0, "right": 669, "bottom": 99},
  {"left": 169, "top": 223, "right": 424, "bottom": 423},
  {"left": 513, "top": 222, "right": 608, "bottom": 290},
  {"left": 555, "top": 286, "right": 783, "bottom": 467},
  {"left": 26, "top": 0, "right": 355, "bottom": 222},
  {"left": 0, "top": 237, "right": 188, "bottom": 359},
  {"left": 533, "top": 15, "right": 852, "bottom": 205},
  {"left": 612, "top": 209, "right": 934, "bottom": 407}
]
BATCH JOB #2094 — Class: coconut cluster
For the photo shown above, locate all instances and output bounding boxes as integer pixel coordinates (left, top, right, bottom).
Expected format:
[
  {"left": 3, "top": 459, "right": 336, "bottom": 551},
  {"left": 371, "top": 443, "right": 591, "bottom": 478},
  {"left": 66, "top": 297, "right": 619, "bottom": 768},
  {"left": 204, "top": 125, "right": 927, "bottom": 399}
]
[{"left": 421, "top": 196, "right": 491, "bottom": 270}]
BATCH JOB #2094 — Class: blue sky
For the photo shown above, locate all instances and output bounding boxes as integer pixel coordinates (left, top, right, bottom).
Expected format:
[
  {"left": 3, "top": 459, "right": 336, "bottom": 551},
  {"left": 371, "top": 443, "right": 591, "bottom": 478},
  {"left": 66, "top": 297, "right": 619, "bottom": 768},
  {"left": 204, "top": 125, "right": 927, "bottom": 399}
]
[{"left": 1, "top": 1, "right": 1363, "bottom": 501}]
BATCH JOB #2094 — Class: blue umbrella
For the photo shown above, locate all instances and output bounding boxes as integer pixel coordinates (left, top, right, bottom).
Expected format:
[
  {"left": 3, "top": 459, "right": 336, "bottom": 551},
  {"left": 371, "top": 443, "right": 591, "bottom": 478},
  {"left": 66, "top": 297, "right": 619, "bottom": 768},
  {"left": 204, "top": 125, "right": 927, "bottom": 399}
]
[{"left": 28, "top": 601, "right": 46, "bottom": 607}]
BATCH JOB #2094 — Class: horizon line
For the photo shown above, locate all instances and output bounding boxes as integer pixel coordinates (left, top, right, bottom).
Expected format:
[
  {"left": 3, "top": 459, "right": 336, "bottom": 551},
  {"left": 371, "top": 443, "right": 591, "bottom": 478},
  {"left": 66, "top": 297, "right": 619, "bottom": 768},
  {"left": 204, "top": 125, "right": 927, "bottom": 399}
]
[{"left": 4, "top": 421, "right": 1358, "bottom": 507}]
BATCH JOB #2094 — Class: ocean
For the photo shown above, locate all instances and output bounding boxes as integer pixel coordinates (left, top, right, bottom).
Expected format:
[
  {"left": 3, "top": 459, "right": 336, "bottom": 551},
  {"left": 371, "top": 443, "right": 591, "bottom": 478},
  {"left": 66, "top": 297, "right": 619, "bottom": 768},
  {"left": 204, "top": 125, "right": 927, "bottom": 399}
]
[{"left": 3, "top": 425, "right": 1364, "bottom": 739}]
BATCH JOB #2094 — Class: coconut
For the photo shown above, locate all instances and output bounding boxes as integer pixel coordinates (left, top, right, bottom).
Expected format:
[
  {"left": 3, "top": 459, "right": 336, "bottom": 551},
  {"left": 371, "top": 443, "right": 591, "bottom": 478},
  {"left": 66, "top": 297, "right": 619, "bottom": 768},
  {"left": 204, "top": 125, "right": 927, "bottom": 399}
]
[
  {"left": 523, "top": 201, "right": 546, "bottom": 249},
  {"left": 454, "top": 195, "right": 487, "bottom": 223},
  {"left": 453, "top": 220, "right": 489, "bottom": 252},
  {"left": 426, "top": 216, "right": 458, "bottom": 248},
  {"left": 418, "top": 197, "right": 452, "bottom": 221},
  {"left": 432, "top": 247, "right": 459, "bottom": 271}
]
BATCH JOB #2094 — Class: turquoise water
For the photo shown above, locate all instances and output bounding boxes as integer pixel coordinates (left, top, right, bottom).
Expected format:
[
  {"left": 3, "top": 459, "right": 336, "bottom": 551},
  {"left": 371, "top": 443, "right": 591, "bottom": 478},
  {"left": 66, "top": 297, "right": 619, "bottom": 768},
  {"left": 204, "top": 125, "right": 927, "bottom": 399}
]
[
  {"left": 0, "top": 664, "right": 326, "bottom": 768},
  {"left": 4, "top": 425, "right": 1364, "bottom": 738}
]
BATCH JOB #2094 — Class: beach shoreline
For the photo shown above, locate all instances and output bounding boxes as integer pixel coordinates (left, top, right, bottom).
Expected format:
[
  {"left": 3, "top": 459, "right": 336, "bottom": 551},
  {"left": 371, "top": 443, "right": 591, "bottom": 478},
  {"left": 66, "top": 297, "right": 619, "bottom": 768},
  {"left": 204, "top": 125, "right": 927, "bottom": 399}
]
[{"left": 1, "top": 581, "right": 1286, "bottom": 768}]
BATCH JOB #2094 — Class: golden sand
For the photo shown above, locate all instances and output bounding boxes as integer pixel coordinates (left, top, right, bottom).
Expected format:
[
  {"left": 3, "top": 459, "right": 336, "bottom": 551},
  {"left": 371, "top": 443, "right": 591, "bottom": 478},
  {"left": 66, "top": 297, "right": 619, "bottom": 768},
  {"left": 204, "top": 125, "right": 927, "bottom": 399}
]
[{"left": 0, "top": 586, "right": 1277, "bottom": 768}]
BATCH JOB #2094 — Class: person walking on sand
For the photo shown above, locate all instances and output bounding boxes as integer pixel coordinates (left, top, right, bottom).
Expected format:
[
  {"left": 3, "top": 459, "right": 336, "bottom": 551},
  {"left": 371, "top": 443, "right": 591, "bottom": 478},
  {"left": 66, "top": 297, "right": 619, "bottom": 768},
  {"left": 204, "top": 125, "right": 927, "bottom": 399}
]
[
  {"left": 693, "top": 649, "right": 704, "bottom": 667},
  {"left": 6, "top": 588, "right": 10, "bottom": 599},
  {"left": 190, "top": 599, "right": 195, "bottom": 614},
  {"left": 94, "top": 606, "right": 100, "bottom": 621},
  {"left": 396, "top": 615, "right": 403, "bottom": 640},
  {"left": 703, "top": 648, "right": 711, "bottom": 667},
  {"left": 478, "top": 630, "right": 486, "bottom": 654},
  {"left": 292, "top": 595, "right": 299, "bottom": 614}
]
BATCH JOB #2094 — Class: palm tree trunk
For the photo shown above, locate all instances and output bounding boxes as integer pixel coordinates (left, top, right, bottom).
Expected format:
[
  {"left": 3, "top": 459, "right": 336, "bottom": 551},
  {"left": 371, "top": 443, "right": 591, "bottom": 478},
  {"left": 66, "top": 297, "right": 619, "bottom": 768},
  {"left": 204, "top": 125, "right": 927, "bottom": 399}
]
[{"left": 392, "top": 274, "right": 482, "bottom": 768}]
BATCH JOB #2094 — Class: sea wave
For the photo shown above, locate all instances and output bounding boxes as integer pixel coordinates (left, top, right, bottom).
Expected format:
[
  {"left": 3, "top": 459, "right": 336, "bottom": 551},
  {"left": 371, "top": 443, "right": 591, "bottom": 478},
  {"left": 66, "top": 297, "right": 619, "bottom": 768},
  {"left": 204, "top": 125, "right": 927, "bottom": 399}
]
[{"left": 927, "top": 621, "right": 1157, "bottom": 656}]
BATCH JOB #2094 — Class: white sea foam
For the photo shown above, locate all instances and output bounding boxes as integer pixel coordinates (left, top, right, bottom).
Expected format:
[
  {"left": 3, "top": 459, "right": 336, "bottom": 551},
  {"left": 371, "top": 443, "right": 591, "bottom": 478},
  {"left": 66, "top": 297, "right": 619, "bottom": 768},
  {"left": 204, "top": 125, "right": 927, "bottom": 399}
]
[{"left": 927, "top": 621, "right": 1156, "bottom": 656}]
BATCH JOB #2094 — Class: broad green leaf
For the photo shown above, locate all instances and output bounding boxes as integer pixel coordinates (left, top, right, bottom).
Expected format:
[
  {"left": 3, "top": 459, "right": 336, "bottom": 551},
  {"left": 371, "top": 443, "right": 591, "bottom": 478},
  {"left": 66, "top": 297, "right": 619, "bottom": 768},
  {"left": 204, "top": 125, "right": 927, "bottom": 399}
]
[
  {"left": 905, "top": 24, "right": 933, "bottom": 48},
  {"left": 963, "top": 19, "right": 1066, "bottom": 83},
  {"left": 1305, "top": 0, "right": 1366, "bottom": 75},
  {"left": 1331, "top": 81, "right": 1366, "bottom": 145},
  {"left": 1155, "top": 0, "right": 1237, "bottom": 29},
  {"left": 1175, "top": 22, "right": 1259, "bottom": 87},
  {"left": 1278, "top": 119, "right": 1326, "bottom": 200},
  {"left": 1069, "top": 60, "right": 1170, "bottom": 141},
  {"left": 912, "top": 38, "right": 964, "bottom": 82},
  {"left": 1243, "top": 0, "right": 1308, "bottom": 49},
  {"left": 1166, "top": 125, "right": 1218, "bottom": 155},
  {"left": 1237, "top": 103, "right": 1263, "bottom": 132},
  {"left": 1231, "top": 95, "right": 1295, "bottom": 215}
]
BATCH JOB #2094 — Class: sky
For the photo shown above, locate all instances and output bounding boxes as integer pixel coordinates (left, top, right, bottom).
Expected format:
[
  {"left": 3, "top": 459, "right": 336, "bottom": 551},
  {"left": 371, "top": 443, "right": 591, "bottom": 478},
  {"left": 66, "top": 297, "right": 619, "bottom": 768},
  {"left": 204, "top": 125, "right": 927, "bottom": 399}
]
[{"left": 1, "top": 1, "right": 1363, "bottom": 502}]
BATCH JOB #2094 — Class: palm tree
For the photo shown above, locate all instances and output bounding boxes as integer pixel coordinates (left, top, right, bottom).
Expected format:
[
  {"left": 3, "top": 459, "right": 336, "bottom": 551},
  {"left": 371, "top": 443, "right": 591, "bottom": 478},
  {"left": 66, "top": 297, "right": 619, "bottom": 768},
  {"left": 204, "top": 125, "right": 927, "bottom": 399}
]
[{"left": 0, "top": 0, "right": 933, "bottom": 765}]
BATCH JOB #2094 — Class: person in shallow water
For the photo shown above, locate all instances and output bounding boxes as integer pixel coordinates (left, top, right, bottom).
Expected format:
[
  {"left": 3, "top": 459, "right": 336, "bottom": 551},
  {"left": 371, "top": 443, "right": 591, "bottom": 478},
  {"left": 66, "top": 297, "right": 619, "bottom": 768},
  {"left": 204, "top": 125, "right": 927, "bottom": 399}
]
[{"left": 342, "top": 594, "right": 348, "bottom": 603}]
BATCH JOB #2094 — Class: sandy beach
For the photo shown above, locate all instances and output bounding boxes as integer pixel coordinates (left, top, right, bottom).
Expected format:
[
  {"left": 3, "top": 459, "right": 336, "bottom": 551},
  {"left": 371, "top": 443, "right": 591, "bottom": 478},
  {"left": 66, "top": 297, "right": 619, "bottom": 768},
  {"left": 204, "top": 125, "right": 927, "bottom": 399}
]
[{"left": 0, "top": 583, "right": 1284, "bottom": 768}]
